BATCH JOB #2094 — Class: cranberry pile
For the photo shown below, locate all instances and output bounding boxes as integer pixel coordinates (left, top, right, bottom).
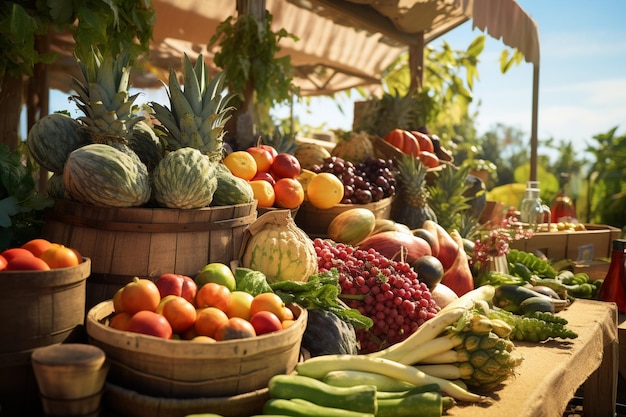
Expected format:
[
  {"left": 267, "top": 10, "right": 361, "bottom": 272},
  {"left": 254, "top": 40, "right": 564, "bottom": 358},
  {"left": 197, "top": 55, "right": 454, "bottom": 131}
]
[
  {"left": 313, "top": 238, "right": 440, "bottom": 354},
  {"left": 311, "top": 156, "right": 396, "bottom": 204}
]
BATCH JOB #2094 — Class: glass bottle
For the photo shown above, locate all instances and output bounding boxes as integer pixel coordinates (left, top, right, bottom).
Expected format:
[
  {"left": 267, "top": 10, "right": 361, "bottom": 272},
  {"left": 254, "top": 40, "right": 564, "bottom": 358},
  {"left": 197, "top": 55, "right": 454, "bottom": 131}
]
[
  {"left": 519, "top": 181, "right": 550, "bottom": 230},
  {"left": 597, "top": 239, "right": 626, "bottom": 313},
  {"left": 551, "top": 173, "right": 577, "bottom": 223}
]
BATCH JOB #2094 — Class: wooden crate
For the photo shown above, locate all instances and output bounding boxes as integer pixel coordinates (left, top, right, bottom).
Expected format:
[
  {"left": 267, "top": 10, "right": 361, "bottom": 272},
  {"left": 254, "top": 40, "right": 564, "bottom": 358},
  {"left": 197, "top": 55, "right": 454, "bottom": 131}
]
[
  {"left": 509, "top": 224, "right": 622, "bottom": 261},
  {"left": 86, "top": 300, "right": 307, "bottom": 399}
]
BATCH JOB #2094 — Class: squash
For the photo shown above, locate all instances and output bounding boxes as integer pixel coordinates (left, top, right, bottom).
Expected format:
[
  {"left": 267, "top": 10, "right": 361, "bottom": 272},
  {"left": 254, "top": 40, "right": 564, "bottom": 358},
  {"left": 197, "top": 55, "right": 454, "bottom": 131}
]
[
  {"left": 64, "top": 143, "right": 151, "bottom": 207},
  {"left": 27, "top": 113, "right": 91, "bottom": 173},
  {"left": 331, "top": 131, "right": 375, "bottom": 164},
  {"left": 301, "top": 308, "right": 359, "bottom": 356},
  {"left": 152, "top": 147, "right": 218, "bottom": 209},
  {"left": 240, "top": 209, "right": 317, "bottom": 283},
  {"left": 294, "top": 142, "right": 331, "bottom": 170},
  {"left": 211, "top": 163, "right": 255, "bottom": 206},
  {"left": 327, "top": 208, "right": 376, "bottom": 246}
]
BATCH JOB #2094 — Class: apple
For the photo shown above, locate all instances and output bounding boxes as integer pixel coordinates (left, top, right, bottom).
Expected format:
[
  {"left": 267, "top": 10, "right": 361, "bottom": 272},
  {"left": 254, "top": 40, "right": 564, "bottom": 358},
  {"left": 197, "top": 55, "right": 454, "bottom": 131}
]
[
  {"left": 246, "top": 146, "right": 274, "bottom": 172},
  {"left": 155, "top": 273, "right": 198, "bottom": 304},
  {"left": 5, "top": 255, "right": 51, "bottom": 271},
  {"left": 120, "top": 277, "right": 161, "bottom": 315},
  {"left": 250, "top": 311, "right": 283, "bottom": 336},
  {"left": 270, "top": 153, "right": 301, "bottom": 179},
  {"left": 251, "top": 170, "right": 276, "bottom": 186},
  {"left": 260, "top": 144, "right": 278, "bottom": 160},
  {"left": 126, "top": 310, "right": 173, "bottom": 339}
]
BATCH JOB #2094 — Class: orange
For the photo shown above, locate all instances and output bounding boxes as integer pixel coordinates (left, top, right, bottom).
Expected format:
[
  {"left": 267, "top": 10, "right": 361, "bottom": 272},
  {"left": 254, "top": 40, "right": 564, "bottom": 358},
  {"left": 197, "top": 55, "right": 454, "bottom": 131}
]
[
  {"left": 249, "top": 292, "right": 286, "bottom": 321},
  {"left": 273, "top": 177, "right": 305, "bottom": 209},
  {"left": 307, "top": 172, "right": 344, "bottom": 209},
  {"left": 194, "top": 307, "right": 229, "bottom": 338},
  {"left": 223, "top": 151, "right": 258, "bottom": 180},
  {"left": 249, "top": 180, "right": 275, "bottom": 208},
  {"left": 296, "top": 169, "right": 317, "bottom": 200}
]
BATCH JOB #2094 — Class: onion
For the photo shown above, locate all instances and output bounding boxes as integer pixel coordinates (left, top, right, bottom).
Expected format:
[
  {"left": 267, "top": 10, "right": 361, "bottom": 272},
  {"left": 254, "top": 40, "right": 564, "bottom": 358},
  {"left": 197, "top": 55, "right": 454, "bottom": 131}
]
[{"left": 358, "top": 231, "right": 432, "bottom": 264}]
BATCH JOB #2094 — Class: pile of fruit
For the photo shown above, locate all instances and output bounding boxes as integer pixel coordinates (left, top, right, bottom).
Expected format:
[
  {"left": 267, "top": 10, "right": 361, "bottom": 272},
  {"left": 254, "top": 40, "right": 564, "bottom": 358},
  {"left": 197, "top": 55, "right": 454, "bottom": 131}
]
[
  {"left": 108, "top": 262, "right": 297, "bottom": 342},
  {"left": 0, "top": 238, "right": 83, "bottom": 271}
]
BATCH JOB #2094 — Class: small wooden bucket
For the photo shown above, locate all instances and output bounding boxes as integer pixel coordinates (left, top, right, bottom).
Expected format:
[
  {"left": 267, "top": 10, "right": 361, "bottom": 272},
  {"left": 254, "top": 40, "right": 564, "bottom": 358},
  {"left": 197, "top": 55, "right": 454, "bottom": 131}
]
[
  {"left": 86, "top": 300, "right": 307, "bottom": 399},
  {"left": 0, "top": 259, "right": 91, "bottom": 415},
  {"left": 294, "top": 197, "right": 394, "bottom": 238},
  {"left": 41, "top": 199, "right": 257, "bottom": 310}
]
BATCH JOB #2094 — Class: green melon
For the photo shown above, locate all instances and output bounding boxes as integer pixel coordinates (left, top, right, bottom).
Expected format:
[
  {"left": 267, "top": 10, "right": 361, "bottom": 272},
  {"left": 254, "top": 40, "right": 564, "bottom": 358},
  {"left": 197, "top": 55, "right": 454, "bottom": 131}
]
[
  {"left": 64, "top": 143, "right": 151, "bottom": 207},
  {"left": 152, "top": 147, "right": 218, "bottom": 209}
]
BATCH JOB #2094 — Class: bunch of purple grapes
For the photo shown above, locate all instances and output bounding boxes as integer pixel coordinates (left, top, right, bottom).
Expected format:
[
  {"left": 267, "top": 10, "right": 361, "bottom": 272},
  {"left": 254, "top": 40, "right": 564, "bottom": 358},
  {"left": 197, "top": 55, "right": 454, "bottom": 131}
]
[
  {"left": 311, "top": 156, "right": 396, "bottom": 204},
  {"left": 313, "top": 238, "right": 440, "bottom": 354}
]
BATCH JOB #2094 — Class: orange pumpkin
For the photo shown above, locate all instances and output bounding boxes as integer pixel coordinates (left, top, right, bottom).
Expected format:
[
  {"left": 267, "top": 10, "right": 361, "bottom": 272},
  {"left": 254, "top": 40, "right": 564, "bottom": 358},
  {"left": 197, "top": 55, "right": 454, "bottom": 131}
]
[{"left": 411, "top": 130, "right": 435, "bottom": 153}]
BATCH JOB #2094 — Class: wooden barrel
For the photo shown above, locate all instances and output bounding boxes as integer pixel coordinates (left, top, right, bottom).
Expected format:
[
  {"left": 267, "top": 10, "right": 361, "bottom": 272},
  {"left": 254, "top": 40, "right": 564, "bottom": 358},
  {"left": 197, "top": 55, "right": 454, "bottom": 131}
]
[
  {"left": 0, "top": 260, "right": 91, "bottom": 416},
  {"left": 41, "top": 199, "right": 257, "bottom": 310}
]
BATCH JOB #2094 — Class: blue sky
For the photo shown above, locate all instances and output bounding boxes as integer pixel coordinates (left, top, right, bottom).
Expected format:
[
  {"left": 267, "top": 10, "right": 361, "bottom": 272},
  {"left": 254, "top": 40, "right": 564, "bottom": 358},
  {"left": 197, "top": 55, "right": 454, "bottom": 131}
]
[
  {"left": 279, "top": 1, "right": 626, "bottom": 158},
  {"left": 46, "top": 1, "right": 626, "bottom": 158}
]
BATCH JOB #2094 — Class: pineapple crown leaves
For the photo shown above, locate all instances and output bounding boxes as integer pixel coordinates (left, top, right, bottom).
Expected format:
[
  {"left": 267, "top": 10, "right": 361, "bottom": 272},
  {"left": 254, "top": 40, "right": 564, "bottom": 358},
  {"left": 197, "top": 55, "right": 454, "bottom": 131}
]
[
  {"left": 150, "top": 53, "right": 236, "bottom": 156},
  {"left": 71, "top": 48, "right": 142, "bottom": 142}
]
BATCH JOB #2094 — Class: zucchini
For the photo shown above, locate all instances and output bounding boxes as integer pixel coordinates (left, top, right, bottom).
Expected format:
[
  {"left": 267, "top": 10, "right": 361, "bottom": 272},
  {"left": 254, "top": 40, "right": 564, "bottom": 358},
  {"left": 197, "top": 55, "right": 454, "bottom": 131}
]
[
  {"left": 493, "top": 285, "right": 569, "bottom": 313},
  {"left": 377, "top": 391, "right": 445, "bottom": 417},
  {"left": 263, "top": 398, "right": 375, "bottom": 417},
  {"left": 268, "top": 374, "right": 377, "bottom": 414}
]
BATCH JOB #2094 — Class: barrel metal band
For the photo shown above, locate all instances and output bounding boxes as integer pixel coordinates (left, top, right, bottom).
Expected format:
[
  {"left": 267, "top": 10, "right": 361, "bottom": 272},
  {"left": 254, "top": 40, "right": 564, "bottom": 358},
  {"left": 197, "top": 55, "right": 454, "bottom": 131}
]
[{"left": 44, "top": 211, "right": 257, "bottom": 233}]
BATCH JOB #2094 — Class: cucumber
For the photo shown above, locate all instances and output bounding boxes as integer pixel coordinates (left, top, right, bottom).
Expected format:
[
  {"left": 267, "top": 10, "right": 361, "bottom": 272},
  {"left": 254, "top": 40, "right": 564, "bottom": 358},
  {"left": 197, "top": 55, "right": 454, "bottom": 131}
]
[
  {"left": 263, "top": 398, "right": 375, "bottom": 417},
  {"left": 322, "top": 370, "right": 416, "bottom": 392},
  {"left": 268, "top": 374, "right": 377, "bottom": 414}
]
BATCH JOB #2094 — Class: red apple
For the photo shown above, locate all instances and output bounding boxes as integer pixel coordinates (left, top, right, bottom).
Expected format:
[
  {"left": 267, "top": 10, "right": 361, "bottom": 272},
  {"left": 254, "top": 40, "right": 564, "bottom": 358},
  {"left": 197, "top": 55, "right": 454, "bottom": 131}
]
[
  {"left": 126, "top": 310, "right": 173, "bottom": 339},
  {"left": 270, "top": 153, "right": 301, "bottom": 179},
  {"left": 246, "top": 146, "right": 274, "bottom": 172},
  {"left": 250, "top": 311, "right": 283, "bottom": 336},
  {"left": 0, "top": 255, "right": 7, "bottom": 271},
  {"left": 155, "top": 273, "right": 198, "bottom": 304},
  {"left": 5, "top": 255, "right": 51, "bottom": 271},
  {"left": 251, "top": 170, "right": 276, "bottom": 186}
]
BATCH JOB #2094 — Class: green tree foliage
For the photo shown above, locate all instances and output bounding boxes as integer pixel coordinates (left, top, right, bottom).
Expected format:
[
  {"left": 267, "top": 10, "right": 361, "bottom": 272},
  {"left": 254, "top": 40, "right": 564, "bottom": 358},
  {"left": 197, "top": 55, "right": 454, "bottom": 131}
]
[
  {"left": 585, "top": 127, "right": 626, "bottom": 229},
  {"left": 0, "top": 0, "right": 154, "bottom": 80}
]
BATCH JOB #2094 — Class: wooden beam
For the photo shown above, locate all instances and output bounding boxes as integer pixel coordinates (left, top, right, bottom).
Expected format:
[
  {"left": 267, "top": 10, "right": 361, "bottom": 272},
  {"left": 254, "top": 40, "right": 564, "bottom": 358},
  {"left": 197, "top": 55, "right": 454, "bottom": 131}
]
[
  {"left": 408, "top": 32, "right": 425, "bottom": 92},
  {"left": 309, "top": 0, "right": 422, "bottom": 46}
]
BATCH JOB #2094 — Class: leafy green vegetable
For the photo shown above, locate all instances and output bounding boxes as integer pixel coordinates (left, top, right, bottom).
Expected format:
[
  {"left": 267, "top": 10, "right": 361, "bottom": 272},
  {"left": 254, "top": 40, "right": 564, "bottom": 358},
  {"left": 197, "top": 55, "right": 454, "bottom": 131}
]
[
  {"left": 270, "top": 269, "right": 374, "bottom": 330},
  {"left": 234, "top": 267, "right": 273, "bottom": 295}
]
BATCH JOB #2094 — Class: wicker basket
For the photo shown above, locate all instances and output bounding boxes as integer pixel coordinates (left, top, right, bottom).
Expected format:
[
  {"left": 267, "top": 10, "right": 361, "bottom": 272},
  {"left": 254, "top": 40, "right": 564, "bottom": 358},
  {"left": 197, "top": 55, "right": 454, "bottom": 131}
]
[
  {"left": 42, "top": 199, "right": 257, "bottom": 310},
  {"left": 86, "top": 300, "right": 307, "bottom": 399},
  {"left": 102, "top": 382, "right": 269, "bottom": 417},
  {"left": 294, "top": 197, "right": 394, "bottom": 238}
]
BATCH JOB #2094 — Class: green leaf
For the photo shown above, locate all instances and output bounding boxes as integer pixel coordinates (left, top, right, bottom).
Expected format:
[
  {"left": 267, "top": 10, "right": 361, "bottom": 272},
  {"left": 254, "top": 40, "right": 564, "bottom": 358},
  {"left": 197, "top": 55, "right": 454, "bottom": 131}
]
[
  {"left": 0, "top": 196, "right": 20, "bottom": 227},
  {"left": 234, "top": 267, "right": 273, "bottom": 295}
]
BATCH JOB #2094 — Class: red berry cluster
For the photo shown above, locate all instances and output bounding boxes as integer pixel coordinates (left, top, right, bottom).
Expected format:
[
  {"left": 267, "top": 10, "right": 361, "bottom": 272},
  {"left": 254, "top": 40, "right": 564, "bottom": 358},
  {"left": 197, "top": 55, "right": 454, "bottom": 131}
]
[{"left": 313, "top": 238, "right": 440, "bottom": 354}]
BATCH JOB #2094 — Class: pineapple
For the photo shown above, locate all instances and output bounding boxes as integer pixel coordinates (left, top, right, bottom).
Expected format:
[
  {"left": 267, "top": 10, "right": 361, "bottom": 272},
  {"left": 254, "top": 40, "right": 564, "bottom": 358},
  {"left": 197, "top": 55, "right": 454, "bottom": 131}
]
[
  {"left": 428, "top": 163, "right": 475, "bottom": 233},
  {"left": 393, "top": 153, "right": 437, "bottom": 229},
  {"left": 71, "top": 49, "right": 142, "bottom": 146},
  {"left": 150, "top": 53, "right": 235, "bottom": 161}
]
